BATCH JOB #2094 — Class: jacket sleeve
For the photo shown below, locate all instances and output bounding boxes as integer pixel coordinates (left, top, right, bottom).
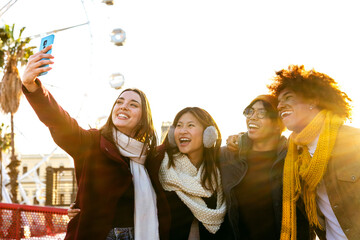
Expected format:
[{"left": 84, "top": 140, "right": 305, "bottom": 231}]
[{"left": 22, "top": 79, "right": 94, "bottom": 160}]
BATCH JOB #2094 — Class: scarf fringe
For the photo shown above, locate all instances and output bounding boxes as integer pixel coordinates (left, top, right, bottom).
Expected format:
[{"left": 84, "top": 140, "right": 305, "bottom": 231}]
[{"left": 280, "top": 110, "right": 343, "bottom": 240}]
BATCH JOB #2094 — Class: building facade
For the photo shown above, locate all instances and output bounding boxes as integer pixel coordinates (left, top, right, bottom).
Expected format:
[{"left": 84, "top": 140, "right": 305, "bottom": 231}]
[{"left": 14, "top": 153, "right": 76, "bottom": 207}]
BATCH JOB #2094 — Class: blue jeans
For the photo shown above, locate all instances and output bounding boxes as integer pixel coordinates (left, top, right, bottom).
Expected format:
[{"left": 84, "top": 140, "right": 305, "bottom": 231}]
[{"left": 106, "top": 227, "right": 134, "bottom": 240}]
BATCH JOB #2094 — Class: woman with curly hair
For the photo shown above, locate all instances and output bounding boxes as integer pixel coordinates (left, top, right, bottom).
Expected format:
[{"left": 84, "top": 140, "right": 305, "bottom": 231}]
[{"left": 268, "top": 65, "right": 359, "bottom": 240}]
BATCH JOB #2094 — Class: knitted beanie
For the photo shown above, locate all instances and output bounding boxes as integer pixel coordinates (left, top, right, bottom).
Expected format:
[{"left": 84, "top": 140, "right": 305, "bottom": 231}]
[
  {"left": 246, "top": 94, "right": 278, "bottom": 111},
  {"left": 246, "top": 94, "right": 285, "bottom": 132}
]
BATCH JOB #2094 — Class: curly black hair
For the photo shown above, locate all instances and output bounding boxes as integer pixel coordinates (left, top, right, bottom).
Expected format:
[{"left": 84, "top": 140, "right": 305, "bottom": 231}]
[{"left": 267, "top": 65, "right": 352, "bottom": 120}]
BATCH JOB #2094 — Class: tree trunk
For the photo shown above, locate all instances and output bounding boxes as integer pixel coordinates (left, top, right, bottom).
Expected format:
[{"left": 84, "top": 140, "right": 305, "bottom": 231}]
[
  {"left": 0, "top": 147, "right": 2, "bottom": 202},
  {"left": 7, "top": 113, "right": 20, "bottom": 203}
]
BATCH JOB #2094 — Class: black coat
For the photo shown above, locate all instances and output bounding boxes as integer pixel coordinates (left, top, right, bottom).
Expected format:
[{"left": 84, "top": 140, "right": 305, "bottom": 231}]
[
  {"left": 219, "top": 134, "right": 313, "bottom": 240},
  {"left": 164, "top": 190, "right": 231, "bottom": 240}
]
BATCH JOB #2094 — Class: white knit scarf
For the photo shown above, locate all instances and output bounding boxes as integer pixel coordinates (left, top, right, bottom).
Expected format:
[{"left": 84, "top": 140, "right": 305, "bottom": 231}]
[
  {"left": 113, "top": 129, "right": 159, "bottom": 240},
  {"left": 159, "top": 153, "right": 226, "bottom": 234}
]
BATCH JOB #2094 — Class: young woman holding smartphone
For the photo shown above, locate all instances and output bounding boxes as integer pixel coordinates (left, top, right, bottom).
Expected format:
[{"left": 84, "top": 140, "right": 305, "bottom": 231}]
[{"left": 21, "top": 45, "right": 170, "bottom": 240}]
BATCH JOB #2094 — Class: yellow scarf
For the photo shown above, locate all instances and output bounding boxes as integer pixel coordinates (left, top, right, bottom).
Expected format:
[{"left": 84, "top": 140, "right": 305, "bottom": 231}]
[{"left": 280, "top": 110, "right": 343, "bottom": 240}]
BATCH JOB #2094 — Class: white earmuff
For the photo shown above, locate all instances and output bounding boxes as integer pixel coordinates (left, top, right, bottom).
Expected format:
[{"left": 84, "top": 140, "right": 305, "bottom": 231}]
[
  {"left": 167, "top": 125, "right": 218, "bottom": 149},
  {"left": 203, "top": 126, "right": 218, "bottom": 148}
]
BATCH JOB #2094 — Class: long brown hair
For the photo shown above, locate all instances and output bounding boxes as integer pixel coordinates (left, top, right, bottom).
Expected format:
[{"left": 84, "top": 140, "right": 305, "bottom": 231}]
[
  {"left": 164, "top": 107, "right": 222, "bottom": 193},
  {"left": 100, "top": 88, "right": 157, "bottom": 158}
]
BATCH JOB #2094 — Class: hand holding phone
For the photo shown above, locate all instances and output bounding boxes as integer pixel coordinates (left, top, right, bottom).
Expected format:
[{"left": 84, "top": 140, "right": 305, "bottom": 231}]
[{"left": 38, "top": 34, "right": 55, "bottom": 76}]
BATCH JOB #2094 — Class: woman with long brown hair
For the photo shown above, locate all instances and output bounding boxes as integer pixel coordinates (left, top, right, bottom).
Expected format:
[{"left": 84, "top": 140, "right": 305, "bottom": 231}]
[{"left": 21, "top": 45, "right": 170, "bottom": 240}]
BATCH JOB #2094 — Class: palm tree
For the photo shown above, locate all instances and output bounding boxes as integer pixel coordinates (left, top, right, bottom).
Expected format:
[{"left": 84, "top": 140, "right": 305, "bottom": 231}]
[
  {"left": 0, "top": 123, "right": 11, "bottom": 202},
  {"left": 0, "top": 24, "right": 35, "bottom": 203}
]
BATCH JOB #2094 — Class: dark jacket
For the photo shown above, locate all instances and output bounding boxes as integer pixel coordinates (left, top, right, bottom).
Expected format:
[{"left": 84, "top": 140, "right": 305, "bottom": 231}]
[
  {"left": 219, "top": 134, "right": 312, "bottom": 240},
  {"left": 23, "top": 80, "right": 171, "bottom": 240},
  {"left": 164, "top": 190, "right": 229, "bottom": 240}
]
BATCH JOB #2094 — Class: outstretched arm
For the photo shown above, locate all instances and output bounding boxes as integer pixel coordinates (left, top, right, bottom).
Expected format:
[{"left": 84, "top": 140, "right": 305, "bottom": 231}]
[{"left": 21, "top": 46, "right": 93, "bottom": 161}]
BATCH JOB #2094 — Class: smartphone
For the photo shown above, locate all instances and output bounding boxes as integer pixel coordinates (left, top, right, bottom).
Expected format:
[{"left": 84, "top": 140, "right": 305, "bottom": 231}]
[{"left": 38, "top": 34, "right": 55, "bottom": 76}]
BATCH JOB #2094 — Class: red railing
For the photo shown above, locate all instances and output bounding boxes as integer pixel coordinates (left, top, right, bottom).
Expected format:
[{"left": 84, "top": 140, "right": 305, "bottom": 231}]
[{"left": 0, "top": 203, "right": 69, "bottom": 239}]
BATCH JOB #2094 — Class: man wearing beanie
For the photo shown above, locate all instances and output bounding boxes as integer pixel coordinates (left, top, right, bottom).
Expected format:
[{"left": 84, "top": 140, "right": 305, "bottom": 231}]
[{"left": 220, "top": 95, "right": 312, "bottom": 240}]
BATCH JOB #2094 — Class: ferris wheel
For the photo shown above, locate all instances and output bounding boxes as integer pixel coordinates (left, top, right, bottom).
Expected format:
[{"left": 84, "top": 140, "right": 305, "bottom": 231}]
[{"left": 0, "top": 0, "right": 127, "bottom": 204}]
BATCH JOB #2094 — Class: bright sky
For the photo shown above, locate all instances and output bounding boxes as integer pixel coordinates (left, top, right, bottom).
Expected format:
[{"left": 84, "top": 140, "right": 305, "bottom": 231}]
[{"left": 1, "top": 0, "right": 360, "bottom": 154}]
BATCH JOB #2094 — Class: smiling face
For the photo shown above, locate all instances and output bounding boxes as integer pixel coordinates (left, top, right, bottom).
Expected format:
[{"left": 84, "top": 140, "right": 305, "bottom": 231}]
[
  {"left": 111, "top": 90, "right": 142, "bottom": 137},
  {"left": 277, "top": 88, "right": 319, "bottom": 133},
  {"left": 174, "top": 112, "right": 205, "bottom": 161},
  {"left": 246, "top": 101, "right": 280, "bottom": 142}
]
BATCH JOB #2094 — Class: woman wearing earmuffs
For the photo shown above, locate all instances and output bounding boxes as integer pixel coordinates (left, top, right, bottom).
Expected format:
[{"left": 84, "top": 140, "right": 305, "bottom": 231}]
[
  {"left": 159, "top": 107, "right": 229, "bottom": 239},
  {"left": 67, "top": 106, "right": 229, "bottom": 239}
]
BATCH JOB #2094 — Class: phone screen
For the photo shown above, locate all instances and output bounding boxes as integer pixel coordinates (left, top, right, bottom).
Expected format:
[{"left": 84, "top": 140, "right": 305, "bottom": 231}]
[{"left": 38, "top": 34, "right": 55, "bottom": 76}]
